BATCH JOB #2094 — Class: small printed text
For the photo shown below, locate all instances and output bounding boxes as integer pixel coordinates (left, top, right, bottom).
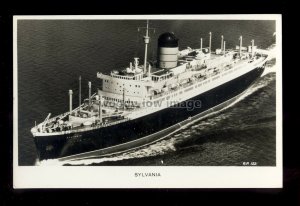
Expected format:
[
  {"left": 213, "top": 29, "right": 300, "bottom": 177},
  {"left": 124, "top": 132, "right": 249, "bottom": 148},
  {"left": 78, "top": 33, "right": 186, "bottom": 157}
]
[
  {"left": 242, "top": 161, "right": 257, "bottom": 166},
  {"left": 134, "top": 172, "right": 161, "bottom": 177}
]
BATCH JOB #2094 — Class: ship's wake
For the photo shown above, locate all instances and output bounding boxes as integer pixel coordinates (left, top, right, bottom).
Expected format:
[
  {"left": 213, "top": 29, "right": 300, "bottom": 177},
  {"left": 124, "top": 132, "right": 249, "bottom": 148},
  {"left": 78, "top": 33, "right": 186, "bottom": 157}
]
[
  {"left": 37, "top": 139, "right": 178, "bottom": 166},
  {"left": 37, "top": 70, "right": 276, "bottom": 166}
]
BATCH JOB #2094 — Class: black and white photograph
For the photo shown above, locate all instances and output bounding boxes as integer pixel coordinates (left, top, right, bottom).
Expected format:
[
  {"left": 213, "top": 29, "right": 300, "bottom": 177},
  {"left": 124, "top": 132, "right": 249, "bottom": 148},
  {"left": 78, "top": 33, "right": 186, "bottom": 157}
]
[{"left": 13, "top": 15, "right": 282, "bottom": 188}]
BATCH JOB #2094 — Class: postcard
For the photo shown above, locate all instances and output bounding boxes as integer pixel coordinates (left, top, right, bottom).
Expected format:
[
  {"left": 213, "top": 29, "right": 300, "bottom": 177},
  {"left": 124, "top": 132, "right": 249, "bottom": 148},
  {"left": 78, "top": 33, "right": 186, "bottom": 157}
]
[{"left": 13, "top": 15, "right": 282, "bottom": 188}]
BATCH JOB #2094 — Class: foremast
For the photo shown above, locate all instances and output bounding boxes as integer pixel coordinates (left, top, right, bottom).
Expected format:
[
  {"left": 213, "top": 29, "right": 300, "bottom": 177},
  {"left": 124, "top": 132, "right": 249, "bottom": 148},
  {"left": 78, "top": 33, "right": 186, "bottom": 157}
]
[{"left": 143, "top": 20, "right": 150, "bottom": 74}]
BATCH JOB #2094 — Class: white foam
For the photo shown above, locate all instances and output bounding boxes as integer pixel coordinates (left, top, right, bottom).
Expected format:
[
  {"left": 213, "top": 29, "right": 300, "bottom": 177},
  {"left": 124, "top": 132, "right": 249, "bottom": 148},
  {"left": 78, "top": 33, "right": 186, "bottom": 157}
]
[{"left": 37, "top": 158, "right": 64, "bottom": 166}]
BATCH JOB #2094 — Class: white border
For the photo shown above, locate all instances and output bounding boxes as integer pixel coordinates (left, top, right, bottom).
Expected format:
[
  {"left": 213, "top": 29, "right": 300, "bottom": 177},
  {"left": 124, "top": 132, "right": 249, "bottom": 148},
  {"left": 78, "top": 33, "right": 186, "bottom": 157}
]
[{"left": 13, "top": 15, "right": 282, "bottom": 188}]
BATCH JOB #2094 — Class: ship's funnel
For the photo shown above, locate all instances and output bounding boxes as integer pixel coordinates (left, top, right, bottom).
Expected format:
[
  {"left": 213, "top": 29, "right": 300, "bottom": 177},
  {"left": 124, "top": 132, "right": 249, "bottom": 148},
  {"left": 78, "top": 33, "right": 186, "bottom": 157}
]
[{"left": 157, "top": 32, "right": 179, "bottom": 69}]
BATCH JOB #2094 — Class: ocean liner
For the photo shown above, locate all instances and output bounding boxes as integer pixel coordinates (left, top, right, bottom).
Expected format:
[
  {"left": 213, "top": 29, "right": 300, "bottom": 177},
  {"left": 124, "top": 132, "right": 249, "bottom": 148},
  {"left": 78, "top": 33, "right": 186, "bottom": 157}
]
[{"left": 31, "top": 21, "right": 269, "bottom": 161}]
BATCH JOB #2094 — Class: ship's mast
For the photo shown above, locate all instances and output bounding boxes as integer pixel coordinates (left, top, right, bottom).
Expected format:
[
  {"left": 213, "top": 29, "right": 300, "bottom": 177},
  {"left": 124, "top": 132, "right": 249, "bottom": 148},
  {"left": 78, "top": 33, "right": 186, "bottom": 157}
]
[
  {"left": 239, "top": 36, "right": 243, "bottom": 57},
  {"left": 123, "top": 88, "right": 125, "bottom": 110},
  {"left": 69, "top": 90, "right": 73, "bottom": 113},
  {"left": 209, "top": 32, "right": 212, "bottom": 53},
  {"left": 98, "top": 89, "right": 102, "bottom": 123},
  {"left": 79, "top": 76, "right": 81, "bottom": 111},
  {"left": 221, "top": 35, "right": 224, "bottom": 51},
  {"left": 88, "top": 81, "right": 91, "bottom": 111},
  {"left": 251, "top": 39, "right": 255, "bottom": 57},
  {"left": 143, "top": 20, "right": 150, "bottom": 74},
  {"left": 200, "top": 38, "right": 203, "bottom": 51}
]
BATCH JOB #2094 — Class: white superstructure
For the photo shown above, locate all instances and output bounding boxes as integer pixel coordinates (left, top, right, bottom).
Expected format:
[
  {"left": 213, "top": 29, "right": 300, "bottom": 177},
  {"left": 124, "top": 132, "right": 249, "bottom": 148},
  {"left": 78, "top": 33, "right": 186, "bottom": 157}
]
[{"left": 31, "top": 21, "right": 269, "bottom": 136}]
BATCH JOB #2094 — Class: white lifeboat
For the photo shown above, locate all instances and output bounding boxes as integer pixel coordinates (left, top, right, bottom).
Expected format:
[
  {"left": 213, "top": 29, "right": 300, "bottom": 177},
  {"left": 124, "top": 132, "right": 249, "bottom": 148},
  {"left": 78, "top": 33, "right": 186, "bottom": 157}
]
[{"left": 83, "top": 121, "right": 93, "bottom": 126}]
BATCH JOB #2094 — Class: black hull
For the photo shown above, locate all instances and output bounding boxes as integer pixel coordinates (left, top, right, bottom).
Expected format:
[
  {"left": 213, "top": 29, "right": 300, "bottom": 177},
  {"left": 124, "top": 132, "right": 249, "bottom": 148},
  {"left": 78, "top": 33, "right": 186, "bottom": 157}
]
[{"left": 34, "top": 66, "right": 265, "bottom": 161}]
